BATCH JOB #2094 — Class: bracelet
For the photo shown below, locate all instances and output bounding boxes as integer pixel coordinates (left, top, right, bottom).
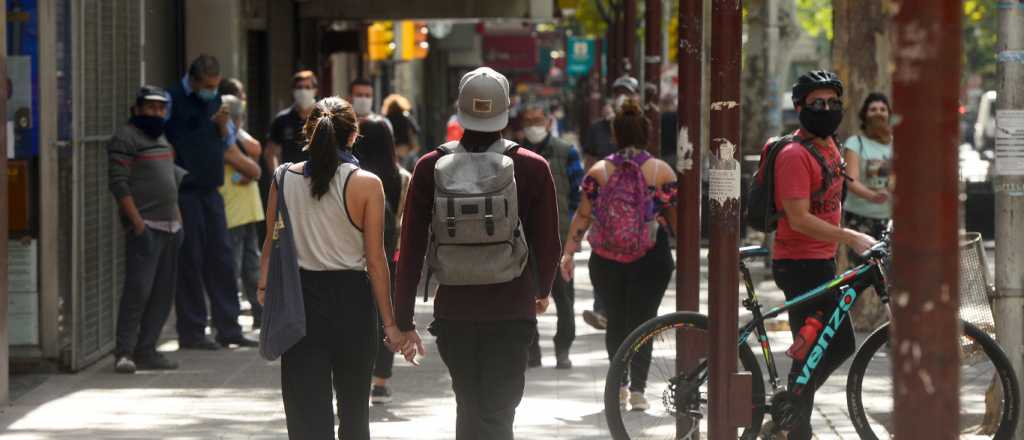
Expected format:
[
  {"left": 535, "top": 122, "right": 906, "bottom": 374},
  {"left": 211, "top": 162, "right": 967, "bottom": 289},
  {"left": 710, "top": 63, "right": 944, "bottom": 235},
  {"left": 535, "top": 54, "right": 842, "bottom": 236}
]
[{"left": 258, "top": 286, "right": 266, "bottom": 291}]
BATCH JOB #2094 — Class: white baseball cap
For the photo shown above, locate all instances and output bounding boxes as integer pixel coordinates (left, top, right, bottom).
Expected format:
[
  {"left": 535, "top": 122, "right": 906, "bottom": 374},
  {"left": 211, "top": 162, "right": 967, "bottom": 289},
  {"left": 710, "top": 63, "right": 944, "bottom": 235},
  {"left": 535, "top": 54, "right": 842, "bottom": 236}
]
[{"left": 456, "top": 67, "right": 510, "bottom": 132}]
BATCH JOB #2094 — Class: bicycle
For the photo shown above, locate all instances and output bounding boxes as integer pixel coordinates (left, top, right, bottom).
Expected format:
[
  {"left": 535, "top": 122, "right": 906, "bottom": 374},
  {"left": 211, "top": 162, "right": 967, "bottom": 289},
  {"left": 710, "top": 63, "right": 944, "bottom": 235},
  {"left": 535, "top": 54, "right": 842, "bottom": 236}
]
[{"left": 603, "top": 237, "right": 1020, "bottom": 439}]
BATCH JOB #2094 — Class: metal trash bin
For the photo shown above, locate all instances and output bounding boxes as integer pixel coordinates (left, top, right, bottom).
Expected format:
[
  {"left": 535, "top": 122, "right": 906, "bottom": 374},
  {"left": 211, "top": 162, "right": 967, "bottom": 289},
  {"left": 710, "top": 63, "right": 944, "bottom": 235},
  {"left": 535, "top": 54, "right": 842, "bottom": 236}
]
[{"left": 959, "top": 232, "right": 995, "bottom": 361}]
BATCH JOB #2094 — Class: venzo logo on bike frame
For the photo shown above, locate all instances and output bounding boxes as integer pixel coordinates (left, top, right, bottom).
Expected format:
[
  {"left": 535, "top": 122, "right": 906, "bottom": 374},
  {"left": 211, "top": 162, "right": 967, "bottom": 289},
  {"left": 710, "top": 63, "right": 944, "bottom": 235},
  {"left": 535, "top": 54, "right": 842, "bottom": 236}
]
[{"left": 796, "top": 287, "right": 857, "bottom": 385}]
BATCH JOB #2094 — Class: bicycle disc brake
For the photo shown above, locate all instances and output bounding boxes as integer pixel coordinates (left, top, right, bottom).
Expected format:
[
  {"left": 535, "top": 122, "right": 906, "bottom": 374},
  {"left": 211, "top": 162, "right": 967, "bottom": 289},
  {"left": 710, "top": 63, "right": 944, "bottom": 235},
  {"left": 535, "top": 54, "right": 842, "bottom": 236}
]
[{"left": 769, "top": 390, "right": 803, "bottom": 431}]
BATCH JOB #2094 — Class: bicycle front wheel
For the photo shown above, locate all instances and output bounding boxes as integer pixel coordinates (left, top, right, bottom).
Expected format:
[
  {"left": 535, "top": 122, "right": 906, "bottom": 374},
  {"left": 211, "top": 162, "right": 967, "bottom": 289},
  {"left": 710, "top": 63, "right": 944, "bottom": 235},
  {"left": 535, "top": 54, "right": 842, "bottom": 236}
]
[
  {"left": 846, "top": 321, "right": 1020, "bottom": 439},
  {"left": 604, "top": 312, "right": 767, "bottom": 440}
]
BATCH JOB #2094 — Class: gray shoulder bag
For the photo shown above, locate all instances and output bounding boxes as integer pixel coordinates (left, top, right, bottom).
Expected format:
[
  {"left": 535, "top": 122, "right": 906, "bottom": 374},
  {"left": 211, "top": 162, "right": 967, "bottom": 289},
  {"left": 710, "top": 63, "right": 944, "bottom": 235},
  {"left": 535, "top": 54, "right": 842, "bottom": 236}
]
[{"left": 259, "top": 164, "right": 307, "bottom": 361}]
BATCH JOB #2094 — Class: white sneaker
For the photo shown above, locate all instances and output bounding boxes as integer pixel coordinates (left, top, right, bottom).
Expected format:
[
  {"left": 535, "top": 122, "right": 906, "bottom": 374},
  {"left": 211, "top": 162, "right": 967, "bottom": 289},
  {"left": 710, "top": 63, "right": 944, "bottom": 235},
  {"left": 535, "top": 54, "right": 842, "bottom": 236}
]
[
  {"left": 629, "top": 391, "right": 649, "bottom": 412},
  {"left": 114, "top": 356, "right": 136, "bottom": 374},
  {"left": 619, "top": 386, "right": 629, "bottom": 409}
]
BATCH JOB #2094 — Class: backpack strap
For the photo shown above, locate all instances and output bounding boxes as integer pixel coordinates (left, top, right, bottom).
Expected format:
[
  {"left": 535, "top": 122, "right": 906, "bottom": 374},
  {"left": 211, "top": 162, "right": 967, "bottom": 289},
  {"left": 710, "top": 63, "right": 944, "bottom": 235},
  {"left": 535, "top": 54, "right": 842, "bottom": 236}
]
[{"left": 437, "top": 141, "right": 463, "bottom": 155}]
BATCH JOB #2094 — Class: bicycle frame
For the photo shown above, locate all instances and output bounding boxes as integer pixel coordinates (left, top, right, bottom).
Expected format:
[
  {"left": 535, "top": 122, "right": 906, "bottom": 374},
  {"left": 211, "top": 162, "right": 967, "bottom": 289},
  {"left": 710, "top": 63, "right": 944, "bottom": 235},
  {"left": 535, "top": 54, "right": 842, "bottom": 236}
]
[{"left": 736, "top": 256, "right": 888, "bottom": 394}]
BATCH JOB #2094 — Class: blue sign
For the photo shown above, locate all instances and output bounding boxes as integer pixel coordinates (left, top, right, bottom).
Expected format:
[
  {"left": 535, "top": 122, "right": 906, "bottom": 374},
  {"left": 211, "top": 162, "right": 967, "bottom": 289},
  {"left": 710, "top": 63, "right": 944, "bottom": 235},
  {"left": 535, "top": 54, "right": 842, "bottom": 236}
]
[{"left": 566, "top": 37, "right": 594, "bottom": 78}]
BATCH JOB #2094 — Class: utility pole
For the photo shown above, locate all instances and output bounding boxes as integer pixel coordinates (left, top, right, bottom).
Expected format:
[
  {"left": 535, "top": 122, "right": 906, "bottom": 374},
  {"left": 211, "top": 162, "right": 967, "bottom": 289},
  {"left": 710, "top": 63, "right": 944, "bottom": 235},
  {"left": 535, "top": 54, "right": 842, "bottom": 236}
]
[
  {"left": 644, "top": 0, "right": 662, "bottom": 157},
  {"left": 624, "top": 0, "right": 637, "bottom": 78},
  {"left": 676, "top": 0, "right": 704, "bottom": 436},
  {"left": 890, "top": 0, "right": 962, "bottom": 437},
  {"left": 993, "top": 0, "right": 1024, "bottom": 438},
  {"left": 0, "top": 2, "right": 8, "bottom": 405},
  {"left": 707, "top": 0, "right": 749, "bottom": 437}
]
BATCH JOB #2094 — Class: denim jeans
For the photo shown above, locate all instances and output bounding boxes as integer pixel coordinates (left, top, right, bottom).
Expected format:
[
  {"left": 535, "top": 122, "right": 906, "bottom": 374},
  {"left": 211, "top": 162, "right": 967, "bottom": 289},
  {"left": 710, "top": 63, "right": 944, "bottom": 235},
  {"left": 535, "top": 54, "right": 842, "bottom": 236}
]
[{"left": 229, "top": 222, "right": 263, "bottom": 325}]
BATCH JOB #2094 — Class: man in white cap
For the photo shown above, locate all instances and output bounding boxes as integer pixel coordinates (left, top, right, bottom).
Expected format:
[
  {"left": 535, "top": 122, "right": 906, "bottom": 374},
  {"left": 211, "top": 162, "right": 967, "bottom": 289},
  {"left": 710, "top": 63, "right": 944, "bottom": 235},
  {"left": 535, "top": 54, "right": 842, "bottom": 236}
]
[{"left": 394, "top": 67, "right": 561, "bottom": 439}]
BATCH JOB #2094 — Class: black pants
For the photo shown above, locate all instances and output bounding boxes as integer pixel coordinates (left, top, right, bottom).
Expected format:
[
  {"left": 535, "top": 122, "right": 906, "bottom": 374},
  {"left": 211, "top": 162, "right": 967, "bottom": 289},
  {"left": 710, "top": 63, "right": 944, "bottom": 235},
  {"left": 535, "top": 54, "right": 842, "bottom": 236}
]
[
  {"left": 373, "top": 259, "right": 397, "bottom": 379},
  {"left": 281, "top": 270, "right": 377, "bottom": 440},
  {"left": 589, "top": 228, "right": 675, "bottom": 392},
  {"left": 431, "top": 319, "right": 534, "bottom": 440},
  {"left": 115, "top": 228, "right": 182, "bottom": 358},
  {"left": 772, "top": 259, "right": 856, "bottom": 440},
  {"left": 175, "top": 190, "right": 243, "bottom": 344},
  {"left": 529, "top": 275, "right": 576, "bottom": 355}
]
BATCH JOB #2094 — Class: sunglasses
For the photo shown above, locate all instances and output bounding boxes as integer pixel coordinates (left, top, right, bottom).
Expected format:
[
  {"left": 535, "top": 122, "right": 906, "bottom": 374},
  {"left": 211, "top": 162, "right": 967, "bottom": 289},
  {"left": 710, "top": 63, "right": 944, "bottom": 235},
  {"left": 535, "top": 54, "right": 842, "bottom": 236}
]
[{"left": 805, "top": 98, "right": 843, "bottom": 111}]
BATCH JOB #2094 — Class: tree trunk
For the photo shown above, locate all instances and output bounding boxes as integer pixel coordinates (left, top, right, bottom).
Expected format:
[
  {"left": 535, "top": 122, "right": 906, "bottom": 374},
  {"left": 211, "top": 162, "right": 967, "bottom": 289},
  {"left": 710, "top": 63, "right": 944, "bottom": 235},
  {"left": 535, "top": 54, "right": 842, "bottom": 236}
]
[
  {"left": 741, "top": 0, "right": 769, "bottom": 162},
  {"left": 832, "top": 0, "right": 894, "bottom": 332}
]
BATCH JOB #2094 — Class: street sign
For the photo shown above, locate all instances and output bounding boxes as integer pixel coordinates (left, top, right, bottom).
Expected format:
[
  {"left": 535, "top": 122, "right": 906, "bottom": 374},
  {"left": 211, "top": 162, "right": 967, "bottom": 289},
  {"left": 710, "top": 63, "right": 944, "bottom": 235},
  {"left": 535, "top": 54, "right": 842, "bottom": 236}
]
[{"left": 566, "top": 37, "right": 594, "bottom": 77}]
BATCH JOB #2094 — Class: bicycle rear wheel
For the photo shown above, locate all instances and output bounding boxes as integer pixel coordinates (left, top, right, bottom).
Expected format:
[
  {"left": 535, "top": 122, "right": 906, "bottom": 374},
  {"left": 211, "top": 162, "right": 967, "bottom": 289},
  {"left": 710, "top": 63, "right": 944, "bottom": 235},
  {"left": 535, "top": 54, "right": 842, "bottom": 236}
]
[
  {"left": 846, "top": 321, "right": 1020, "bottom": 439},
  {"left": 604, "top": 312, "right": 767, "bottom": 440}
]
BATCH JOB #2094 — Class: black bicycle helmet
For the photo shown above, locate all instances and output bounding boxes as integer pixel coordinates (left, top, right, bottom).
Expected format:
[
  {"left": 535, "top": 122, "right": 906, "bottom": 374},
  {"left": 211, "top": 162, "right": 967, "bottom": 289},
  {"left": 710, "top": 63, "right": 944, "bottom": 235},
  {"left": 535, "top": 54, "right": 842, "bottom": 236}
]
[{"left": 792, "top": 70, "right": 844, "bottom": 106}]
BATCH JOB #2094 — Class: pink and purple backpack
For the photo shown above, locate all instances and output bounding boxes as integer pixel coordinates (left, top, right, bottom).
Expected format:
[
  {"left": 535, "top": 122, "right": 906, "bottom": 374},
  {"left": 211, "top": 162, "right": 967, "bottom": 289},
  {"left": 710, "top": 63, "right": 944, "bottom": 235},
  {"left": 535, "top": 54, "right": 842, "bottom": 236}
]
[{"left": 588, "top": 151, "right": 658, "bottom": 263}]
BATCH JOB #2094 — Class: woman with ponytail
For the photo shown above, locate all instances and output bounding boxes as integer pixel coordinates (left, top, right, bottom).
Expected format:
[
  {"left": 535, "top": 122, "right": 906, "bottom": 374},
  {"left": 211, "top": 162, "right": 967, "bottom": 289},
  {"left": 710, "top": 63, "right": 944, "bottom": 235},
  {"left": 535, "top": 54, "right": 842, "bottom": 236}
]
[{"left": 257, "top": 97, "right": 423, "bottom": 439}]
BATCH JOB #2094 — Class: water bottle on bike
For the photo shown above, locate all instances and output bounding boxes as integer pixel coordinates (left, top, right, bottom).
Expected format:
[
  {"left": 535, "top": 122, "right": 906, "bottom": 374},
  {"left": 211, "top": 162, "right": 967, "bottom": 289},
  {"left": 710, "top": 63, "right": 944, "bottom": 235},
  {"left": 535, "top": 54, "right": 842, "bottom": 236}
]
[{"left": 786, "top": 312, "right": 824, "bottom": 361}]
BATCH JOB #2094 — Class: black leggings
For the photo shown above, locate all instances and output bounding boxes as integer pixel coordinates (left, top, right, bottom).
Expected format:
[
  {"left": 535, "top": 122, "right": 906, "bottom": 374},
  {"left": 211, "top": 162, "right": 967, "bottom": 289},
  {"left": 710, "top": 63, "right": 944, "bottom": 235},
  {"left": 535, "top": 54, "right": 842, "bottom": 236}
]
[
  {"left": 281, "top": 270, "right": 377, "bottom": 440},
  {"left": 589, "top": 228, "right": 675, "bottom": 392},
  {"left": 772, "top": 259, "right": 856, "bottom": 440},
  {"left": 373, "top": 259, "right": 397, "bottom": 379}
]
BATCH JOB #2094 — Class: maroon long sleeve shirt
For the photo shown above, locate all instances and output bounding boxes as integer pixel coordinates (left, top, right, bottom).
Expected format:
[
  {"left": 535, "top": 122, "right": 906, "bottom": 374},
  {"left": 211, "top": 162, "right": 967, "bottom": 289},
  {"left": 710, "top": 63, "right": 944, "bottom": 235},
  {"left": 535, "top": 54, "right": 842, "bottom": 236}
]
[{"left": 394, "top": 146, "right": 562, "bottom": 331}]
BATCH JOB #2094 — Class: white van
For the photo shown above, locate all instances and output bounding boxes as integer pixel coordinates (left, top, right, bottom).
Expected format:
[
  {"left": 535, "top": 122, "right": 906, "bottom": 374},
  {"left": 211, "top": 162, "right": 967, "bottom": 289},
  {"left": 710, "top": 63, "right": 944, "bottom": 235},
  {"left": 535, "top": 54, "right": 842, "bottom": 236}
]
[{"left": 974, "top": 90, "right": 997, "bottom": 151}]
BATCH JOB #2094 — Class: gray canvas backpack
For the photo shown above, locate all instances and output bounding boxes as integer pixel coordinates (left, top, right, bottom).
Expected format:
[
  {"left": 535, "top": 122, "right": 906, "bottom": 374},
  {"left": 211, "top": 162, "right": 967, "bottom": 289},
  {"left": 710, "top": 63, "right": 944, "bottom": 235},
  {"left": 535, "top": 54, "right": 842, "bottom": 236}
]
[{"left": 426, "top": 139, "right": 529, "bottom": 287}]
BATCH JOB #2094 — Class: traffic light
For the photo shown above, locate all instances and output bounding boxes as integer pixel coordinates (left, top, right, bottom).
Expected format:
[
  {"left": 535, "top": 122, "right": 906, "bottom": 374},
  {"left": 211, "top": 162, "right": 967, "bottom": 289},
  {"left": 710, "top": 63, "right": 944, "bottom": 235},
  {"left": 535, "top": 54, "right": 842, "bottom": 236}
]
[
  {"left": 367, "top": 21, "right": 395, "bottom": 61},
  {"left": 398, "top": 21, "right": 429, "bottom": 61}
]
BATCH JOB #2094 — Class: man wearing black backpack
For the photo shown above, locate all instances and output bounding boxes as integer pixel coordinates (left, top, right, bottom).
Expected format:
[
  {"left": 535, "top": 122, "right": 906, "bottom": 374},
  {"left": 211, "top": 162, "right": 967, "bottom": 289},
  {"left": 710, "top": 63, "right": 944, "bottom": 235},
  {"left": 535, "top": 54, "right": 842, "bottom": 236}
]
[
  {"left": 394, "top": 67, "right": 561, "bottom": 440},
  {"left": 753, "top": 70, "right": 877, "bottom": 439}
]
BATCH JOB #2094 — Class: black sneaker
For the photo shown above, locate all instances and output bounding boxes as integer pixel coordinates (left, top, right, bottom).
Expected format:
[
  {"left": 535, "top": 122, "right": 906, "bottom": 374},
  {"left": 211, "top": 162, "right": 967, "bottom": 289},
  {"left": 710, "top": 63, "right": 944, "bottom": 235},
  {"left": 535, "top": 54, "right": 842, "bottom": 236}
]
[
  {"left": 179, "top": 337, "right": 221, "bottom": 350},
  {"left": 217, "top": 335, "right": 259, "bottom": 348},
  {"left": 583, "top": 310, "right": 608, "bottom": 330},
  {"left": 371, "top": 385, "right": 392, "bottom": 405},
  {"left": 135, "top": 353, "right": 179, "bottom": 370},
  {"left": 555, "top": 351, "right": 573, "bottom": 370},
  {"left": 115, "top": 356, "right": 136, "bottom": 374}
]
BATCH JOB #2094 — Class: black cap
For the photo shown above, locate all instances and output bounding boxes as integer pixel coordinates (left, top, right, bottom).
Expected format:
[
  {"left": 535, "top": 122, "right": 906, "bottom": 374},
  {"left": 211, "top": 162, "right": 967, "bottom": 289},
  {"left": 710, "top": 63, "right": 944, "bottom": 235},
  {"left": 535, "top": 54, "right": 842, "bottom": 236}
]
[
  {"left": 612, "top": 75, "right": 639, "bottom": 94},
  {"left": 136, "top": 85, "right": 169, "bottom": 105}
]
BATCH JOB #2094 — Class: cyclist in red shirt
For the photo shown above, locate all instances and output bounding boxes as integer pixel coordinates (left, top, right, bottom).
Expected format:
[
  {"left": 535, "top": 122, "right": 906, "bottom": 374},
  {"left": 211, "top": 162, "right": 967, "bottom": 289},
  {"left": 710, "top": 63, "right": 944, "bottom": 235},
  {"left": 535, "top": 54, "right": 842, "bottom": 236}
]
[{"left": 772, "top": 71, "right": 876, "bottom": 439}]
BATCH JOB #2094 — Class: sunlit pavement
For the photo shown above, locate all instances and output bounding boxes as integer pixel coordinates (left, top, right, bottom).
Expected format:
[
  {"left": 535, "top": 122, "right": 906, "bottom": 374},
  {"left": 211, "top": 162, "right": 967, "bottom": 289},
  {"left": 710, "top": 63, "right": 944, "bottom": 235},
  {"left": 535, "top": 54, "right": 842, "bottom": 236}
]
[{"left": 0, "top": 248, "right": 870, "bottom": 439}]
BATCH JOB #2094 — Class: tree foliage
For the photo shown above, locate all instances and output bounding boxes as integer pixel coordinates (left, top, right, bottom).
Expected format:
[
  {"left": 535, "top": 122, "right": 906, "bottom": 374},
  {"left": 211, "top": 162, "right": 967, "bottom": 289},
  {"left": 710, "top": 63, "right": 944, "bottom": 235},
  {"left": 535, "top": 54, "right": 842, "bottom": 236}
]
[
  {"left": 795, "top": 0, "right": 833, "bottom": 40},
  {"left": 964, "top": 0, "right": 997, "bottom": 88}
]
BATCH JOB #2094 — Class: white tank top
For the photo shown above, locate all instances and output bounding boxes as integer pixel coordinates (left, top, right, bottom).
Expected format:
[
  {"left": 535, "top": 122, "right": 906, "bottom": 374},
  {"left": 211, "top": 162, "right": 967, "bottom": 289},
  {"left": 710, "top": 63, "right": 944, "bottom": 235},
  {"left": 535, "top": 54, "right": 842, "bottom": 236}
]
[{"left": 282, "top": 163, "right": 366, "bottom": 271}]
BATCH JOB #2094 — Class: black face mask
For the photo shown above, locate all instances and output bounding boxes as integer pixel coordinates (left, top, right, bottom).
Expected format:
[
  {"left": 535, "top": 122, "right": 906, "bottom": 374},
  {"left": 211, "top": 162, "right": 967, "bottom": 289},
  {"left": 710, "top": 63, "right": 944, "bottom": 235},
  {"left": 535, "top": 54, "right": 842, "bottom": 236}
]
[
  {"left": 799, "top": 107, "right": 843, "bottom": 139},
  {"left": 130, "top": 115, "right": 166, "bottom": 139}
]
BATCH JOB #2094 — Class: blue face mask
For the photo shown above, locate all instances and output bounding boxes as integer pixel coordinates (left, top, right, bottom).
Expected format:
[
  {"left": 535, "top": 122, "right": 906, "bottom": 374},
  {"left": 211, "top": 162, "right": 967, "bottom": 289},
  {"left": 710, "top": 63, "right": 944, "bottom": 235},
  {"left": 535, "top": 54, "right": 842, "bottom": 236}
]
[{"left": 196, "top": 88, "right": 218, "bottom": 102}]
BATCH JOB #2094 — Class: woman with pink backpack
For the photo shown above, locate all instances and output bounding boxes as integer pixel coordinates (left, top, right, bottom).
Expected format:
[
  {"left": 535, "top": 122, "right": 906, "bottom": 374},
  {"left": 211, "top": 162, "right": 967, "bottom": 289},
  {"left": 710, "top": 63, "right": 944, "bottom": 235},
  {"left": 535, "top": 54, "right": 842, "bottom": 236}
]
[{"left": 559, "top": 99, "right": 678, "bottom": 412}]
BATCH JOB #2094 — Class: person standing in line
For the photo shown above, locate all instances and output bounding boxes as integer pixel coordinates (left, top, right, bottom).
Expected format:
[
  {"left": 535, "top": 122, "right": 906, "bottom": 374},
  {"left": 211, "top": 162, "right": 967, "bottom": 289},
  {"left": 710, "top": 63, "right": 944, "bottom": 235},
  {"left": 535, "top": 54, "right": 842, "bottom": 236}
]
[
  {"left": 560, "top": 99, "right": 678, "bottom": 411},
  {"left": 219, "top": 78, "right": 266, "bottom": 330},
  {"left": 266, "top": 70, "right": 320, "bottom": 171},
  {"left": 348, "top": 78, "right": 376, "bottom": 120},
  {"left": 354, "top": 114, "right": 413, "bottom": 404},
  {"left": 578, "top": 74, "right": 641, "bottom": 331},
  {"left": 843, "top": 92, "right": 894, "bottom": 261},
  {"left": 770, "top": 71, "right": 877, "bottom": 439},
  {"left": 520, "top": 105, "right": 584, "bottom": 370},
  {"left": 382, "top": 93, "right": 422, "bottom": 172},
  {"left": 165, "top": 54, "right": 256, "bottom": 349},
  {"left": 108, "top": 86, "right": 185, "bottom": 373},
  {"left": 394, "top": 67, "right": 560, "bottom": 440},
  {"left": 258, "top": 97, "right": 421, "bottom": 440}
]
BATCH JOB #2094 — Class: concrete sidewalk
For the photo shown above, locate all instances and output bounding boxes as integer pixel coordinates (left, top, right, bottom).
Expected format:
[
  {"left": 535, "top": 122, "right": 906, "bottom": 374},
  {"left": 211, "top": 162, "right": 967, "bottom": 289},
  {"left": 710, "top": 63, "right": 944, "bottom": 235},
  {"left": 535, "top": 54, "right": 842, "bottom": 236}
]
[{"left": 0, "top": 250, "right": 869, "bottom": 439}]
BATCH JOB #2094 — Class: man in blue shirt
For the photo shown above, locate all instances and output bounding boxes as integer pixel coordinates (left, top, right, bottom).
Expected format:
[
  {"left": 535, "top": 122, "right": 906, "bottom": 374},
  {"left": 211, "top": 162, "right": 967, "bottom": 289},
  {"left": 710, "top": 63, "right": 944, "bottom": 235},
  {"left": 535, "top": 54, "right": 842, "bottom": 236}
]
[{"left": 165, "top": 54, "right": 256, "bottom": 350}]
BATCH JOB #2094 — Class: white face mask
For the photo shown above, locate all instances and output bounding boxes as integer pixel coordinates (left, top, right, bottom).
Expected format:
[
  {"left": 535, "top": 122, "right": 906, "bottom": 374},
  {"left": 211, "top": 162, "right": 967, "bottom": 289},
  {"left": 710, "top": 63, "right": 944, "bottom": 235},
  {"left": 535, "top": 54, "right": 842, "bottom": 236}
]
[
  {"left": 293, "top": 88, "right": 316, "bottom": 110},
  {"left": 352, "top": 97, "right": 373, "bottom": 116},
  {"left": 614, "top": 94, "right": 628, "bottom": 112},
  {"left": 524, "top": 126, "right": 548, "bottom": 144}
]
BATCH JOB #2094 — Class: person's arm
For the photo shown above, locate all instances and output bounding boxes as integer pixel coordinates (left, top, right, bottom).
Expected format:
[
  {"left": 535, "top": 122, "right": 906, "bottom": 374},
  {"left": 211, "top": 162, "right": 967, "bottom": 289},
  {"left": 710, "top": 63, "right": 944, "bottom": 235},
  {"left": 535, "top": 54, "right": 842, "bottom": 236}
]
[
  {"left": 561, "top": 165, "right": 601, "bottom": 281},
  {"left": 781, "top": 198, "right": 875, "bottom": 254},
  {"left": 394, "top": 155, "right": 436, "bottom": 331},
  {"left": 522, "top": 161, "right": 561, "bottom": 302},
  {"left": 566, "top": 146, "right": 584, "bottom": 216},
  {"left": 264, "top": 141, "right": 282, "bottom": 171},
  {"left": 224, "top": 143, "right": 261, "bottom": 180},
  {"left": 107, "top": 133, "right": 145, "bottom": 235},
  {"left": 844, "top": 147, "right": 887, "bottom": 204},
  {"left": 238, "top": 129, "right": 262, "bottom": 160},
  {"left": 257, "top": 177, "right": 279, "bottom": 306}
]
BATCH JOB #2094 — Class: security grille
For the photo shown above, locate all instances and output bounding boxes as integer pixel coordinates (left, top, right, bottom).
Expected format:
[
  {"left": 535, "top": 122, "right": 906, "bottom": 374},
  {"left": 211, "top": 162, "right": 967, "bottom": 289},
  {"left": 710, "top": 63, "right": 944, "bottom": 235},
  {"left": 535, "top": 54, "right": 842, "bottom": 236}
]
[{"left": 69, "top": 0, "right": 140, "bottom": 370}]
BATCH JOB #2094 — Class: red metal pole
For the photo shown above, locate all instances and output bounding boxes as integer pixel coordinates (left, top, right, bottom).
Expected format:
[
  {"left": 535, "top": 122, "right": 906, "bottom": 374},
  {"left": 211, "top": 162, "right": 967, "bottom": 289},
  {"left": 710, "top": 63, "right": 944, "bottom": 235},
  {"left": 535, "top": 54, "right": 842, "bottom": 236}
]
[
  {"left": 644, "top": 0, "right": 662, "bottom": 157},
  {"left": 890, "top": 0, "right": 962, "bottom": 437},
  {"left": 677, "top": 0, "right": 704, "bottom": 436},
  {"left": 708, "top": 0, "right": 745, "bottom": 437}
]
